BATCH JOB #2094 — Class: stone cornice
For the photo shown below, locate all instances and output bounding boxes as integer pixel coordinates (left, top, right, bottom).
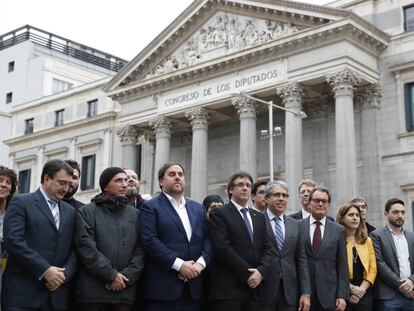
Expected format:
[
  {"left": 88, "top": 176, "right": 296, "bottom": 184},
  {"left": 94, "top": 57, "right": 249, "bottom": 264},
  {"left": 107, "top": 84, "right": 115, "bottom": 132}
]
[
  {"left": 4, "top": 111, "right": 117, "bottom": 146},
  {"left": 108, "top": 18, "right": 388, "bottom": 103},
  {"left": 105, "top": 0, "right": 388, "bottom": 94}
]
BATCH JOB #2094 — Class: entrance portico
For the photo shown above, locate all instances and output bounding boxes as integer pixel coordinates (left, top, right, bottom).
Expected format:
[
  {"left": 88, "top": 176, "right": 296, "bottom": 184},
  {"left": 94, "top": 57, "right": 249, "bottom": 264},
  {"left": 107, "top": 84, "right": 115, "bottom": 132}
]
[{"left": 105, "top": 0, "right": 389, "bottom": 211}]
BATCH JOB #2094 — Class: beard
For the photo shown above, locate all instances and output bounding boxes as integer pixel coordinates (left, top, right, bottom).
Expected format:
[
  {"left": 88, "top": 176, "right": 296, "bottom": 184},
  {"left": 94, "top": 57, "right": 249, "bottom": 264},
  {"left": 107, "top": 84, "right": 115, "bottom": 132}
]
[
  {"left": 126, "top": 187, "right": 138, "bottom": 199},
  {"left": 389, "top": 218, "right": 404, "bottom": 228},
  {"left": 64, "top": 185, "right": 79, "bottom": 199}
]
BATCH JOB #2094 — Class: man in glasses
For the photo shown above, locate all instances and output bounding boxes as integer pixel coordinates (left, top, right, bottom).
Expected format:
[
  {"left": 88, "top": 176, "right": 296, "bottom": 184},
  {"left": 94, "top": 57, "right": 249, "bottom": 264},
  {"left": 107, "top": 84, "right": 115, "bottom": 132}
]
[
  {"left": 208, "top": 171, "right": 274, "bottom": 310},
  {"left": 299, "top": 187, "right": 349, "bottom": 311},
  {"left": 261, "top": 181, "right": 311, "bottom": 311}
]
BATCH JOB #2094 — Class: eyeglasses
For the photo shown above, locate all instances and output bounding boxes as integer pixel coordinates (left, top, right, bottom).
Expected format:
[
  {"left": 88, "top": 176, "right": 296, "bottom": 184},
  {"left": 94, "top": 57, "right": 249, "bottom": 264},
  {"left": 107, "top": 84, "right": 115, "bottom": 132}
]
[
  {"left": 234, "top": 182, "right": 252, "bottom": 188},
  {"left": 311, "top": 198, "right": 329, "bottom": 205},
  {"left": 270, "top": 192, "right": 289, "bottom": 198}
]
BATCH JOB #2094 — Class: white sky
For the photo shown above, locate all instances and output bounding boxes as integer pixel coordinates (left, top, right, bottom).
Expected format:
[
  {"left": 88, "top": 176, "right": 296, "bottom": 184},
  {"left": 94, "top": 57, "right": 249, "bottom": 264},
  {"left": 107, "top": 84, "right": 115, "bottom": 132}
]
[{"left": 0, "top": 0, "right": 330, "bottom": 61}]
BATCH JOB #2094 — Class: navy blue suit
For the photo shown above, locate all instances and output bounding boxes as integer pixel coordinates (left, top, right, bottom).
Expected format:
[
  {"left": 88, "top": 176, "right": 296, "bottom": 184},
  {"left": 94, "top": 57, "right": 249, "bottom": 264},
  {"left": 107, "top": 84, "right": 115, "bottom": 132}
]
[
  {"left": 2, "top": 189, "right": 77, "bottom": 310},
  {"left": 139, "top": 193, "right": 212, "bottom": 306}
]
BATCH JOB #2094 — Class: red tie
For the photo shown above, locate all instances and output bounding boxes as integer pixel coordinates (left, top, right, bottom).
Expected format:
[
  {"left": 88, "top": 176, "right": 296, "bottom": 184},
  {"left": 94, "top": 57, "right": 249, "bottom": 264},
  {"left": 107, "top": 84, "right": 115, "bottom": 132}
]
[{"left": 313, "top": 221, "right": 321, "bottom": 253}]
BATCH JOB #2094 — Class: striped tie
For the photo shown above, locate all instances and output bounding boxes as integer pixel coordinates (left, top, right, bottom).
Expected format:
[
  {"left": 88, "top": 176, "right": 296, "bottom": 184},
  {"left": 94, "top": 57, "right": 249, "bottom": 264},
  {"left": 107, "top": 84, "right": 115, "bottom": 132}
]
[
  {"left": 273, "top": 217, "right": 284, "bottom": 251},
  {"left": 48, "top": 200, "right": 60, "bottom": 230}
]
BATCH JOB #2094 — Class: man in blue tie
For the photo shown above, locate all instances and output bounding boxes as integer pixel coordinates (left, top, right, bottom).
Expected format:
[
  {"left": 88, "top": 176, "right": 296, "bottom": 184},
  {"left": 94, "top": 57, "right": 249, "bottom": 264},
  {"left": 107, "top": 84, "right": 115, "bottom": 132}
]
[
  {"left": 261, "top": 181, "right": 311, "bottom": 311},
  {"left": 3, "top": 159, "right": 77, "bottom": 311},
  {"left": 208, "top": 171, "right": 275, "bottom": 311}
]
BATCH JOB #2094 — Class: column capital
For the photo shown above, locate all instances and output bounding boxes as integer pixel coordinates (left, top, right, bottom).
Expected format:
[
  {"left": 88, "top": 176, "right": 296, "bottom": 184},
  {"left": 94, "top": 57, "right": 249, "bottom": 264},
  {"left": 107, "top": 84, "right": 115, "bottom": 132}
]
[
  {"left": 326, "top": 69, "right": 361, "bottom": 97},
  {"left": 277, "top": 82, "right": 303, "bottom": 108},
  {"left": 186, "top": 107, "right": 209, "bottom": 130},
  {"left": 150, "top": 116, "right": 172, "bottom": 138},
  {"left": 232, "top": 97, "right": 256, "bottom": 119},
  {"left": 355, "top": 84, "right": 382, "bottom": 110},
  {"left": 116, "top": 125, "right": 139, "bottom": 144}
]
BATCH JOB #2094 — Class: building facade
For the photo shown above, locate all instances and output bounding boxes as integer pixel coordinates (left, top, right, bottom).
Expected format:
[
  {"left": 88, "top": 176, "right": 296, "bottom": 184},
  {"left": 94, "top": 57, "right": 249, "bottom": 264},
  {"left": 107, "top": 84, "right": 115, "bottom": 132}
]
[
  {"left": 104, "top": 0, "right": 414, "bottom": 228},
  {"left": 0, "top": 25, "right": 127, "bottom": 166}
]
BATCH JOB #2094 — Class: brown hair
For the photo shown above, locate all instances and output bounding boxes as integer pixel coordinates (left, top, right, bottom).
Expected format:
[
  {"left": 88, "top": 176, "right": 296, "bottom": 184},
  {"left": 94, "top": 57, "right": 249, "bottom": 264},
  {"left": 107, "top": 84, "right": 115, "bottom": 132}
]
[
  {"left": 0, "top": 166, "right": 18, "bottom": 208},
  {"left": 336, "top": 202, "right": 367, "bottom": 244},
  {"left": 298, "top": 179, "right": 316, "bottom": 194}
]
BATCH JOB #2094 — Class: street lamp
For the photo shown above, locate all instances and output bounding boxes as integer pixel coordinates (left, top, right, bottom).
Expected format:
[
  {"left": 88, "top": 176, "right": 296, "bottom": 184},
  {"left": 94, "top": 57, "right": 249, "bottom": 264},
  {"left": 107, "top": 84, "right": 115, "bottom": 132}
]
[{"left": 232, "top": 91, "right": 307, "bottom": 182}]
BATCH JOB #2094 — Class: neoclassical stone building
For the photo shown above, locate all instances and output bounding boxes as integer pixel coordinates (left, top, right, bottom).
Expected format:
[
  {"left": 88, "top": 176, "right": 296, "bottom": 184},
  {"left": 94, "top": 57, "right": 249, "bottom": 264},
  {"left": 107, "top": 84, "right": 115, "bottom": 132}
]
[{"left": 104, "top": 0, "right": 414, "bottom": 227}]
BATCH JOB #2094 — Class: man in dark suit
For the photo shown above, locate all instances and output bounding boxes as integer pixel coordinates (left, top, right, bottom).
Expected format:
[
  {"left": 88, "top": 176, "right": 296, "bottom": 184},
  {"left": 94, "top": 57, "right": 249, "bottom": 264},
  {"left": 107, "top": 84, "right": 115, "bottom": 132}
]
[
  {"left": 3, "top": 159, "right": 77, "bottom": 311},
  {"left": 371, "top": 198, "right": 414, "bottom": 310},
  {"left": 299, "top": 187, "right": 349, "bottom": 311},
  {"left": 139, "top": 162, "right": 213, "bottom": 311},
  {"left": 262, "top": 181, "right": 310, "bottom": 311},
  {"left": 208, "top": 171, "right": 274, "bottom": 311},
  {"left": 62, "top": 159, "right": 84, "bottom": 210},
  {"left": 290, "top": 179, "right": 316, "bottom": 220}
]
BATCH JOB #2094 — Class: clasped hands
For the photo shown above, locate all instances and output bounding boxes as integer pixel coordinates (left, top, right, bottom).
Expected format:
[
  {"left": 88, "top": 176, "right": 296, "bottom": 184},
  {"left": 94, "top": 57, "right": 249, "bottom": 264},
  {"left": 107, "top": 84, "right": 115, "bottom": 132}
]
[
  {"left": 44, "top": 266, "right": 66, "bottom": 291},
  {"left": 399, "top": 278, "right": 414, "bottom": 299},
  {"left": 349, "top": 285, "right": 366, "bottom": 304},
  {"left": 178, "top": 260, "right": 204, "bottom": 281},
  {"left": 105, "top": 273, "right": 129, "bottom": 292},
  {"left": 247, "top": 268, "right": 262, "bottom": 288}
]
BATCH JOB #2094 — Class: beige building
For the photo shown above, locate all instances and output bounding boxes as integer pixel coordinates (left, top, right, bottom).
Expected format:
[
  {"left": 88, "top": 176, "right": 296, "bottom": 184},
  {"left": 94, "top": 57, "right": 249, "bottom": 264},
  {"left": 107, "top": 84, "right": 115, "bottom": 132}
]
[{"left": 104, "top": 0, "right": 414, "bottom": 228}]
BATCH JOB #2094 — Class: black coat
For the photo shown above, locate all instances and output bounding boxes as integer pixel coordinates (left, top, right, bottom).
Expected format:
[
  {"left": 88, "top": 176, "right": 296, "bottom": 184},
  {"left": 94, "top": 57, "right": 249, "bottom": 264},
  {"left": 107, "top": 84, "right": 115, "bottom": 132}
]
[{"left": 75, "top": 194, "right": 145, "bottom": 305}]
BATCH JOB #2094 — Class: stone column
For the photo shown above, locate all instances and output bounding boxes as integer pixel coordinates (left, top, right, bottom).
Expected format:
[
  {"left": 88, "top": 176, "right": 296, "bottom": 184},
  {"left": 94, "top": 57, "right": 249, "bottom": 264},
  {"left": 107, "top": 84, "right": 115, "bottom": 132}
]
[
  {"left": 103, "top": 130, "right": 112, "bottom": 168},
  {"left": 278, "top": 83, "right": 304, "bottom": 210},
  {"left": 150, "top": 117, "right": 172, "bottom": 191},
  {"left": 116, "top": 125, "right": 139, "bottom": 169},
  {"left": 37, "top": 145, "right": 44, "bottom": 185},
  {"left": 356, "top": 84, "right": 383, "bottom": 226},
  {"left": 186, "top": 107, "right": 209, "bottom": 202},
  {"left": 69, "top": 138, "right": 76, "bottom": 160},
  {"left": 326, "top": 70, "right": 361, "bottom": 206},
  {"left": 232, "top": 97, "right": 257, "bottom": 180}
]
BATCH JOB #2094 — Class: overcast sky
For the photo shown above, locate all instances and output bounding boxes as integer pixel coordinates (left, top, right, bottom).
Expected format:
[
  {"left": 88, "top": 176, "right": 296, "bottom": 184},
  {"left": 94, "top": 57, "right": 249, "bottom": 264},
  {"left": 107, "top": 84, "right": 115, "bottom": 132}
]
[{"left": 0, "top": 0, "right": 330, "bottom": 61}]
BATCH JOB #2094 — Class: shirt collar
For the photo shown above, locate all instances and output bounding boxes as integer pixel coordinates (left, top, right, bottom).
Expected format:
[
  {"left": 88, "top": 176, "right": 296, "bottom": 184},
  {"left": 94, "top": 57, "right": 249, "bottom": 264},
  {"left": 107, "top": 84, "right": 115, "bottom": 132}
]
[
  {"left": 302, "top": 208, "right": 310, "bottom": 218},
  {"left": 310, "top": 215, "right": 326, "bottom": 226},
  {"left": 39, "top": 186, "right": 57, "bottom": 205},
  {"left": 163, "top": 191, "right": 186, "bottom": 207},
  {"left": 387, "top": 225, "right": 404, "bottom": 236},
  {"left": 231, "top": 199, "right": 248, "bottom": 212},
  {"left": 266, "top": 208, "right": 284, "bottom": 223}
]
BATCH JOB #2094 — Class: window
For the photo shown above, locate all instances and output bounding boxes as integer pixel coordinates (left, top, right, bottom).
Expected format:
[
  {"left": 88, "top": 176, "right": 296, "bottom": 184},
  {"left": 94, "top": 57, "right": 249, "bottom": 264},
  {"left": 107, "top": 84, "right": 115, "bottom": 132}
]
[
  {"left": 405, "top": 83, "right": 414, "bottom": 131},
  {"left": 6, "top": 92, "right": 12, "bottom": 104},
  {"left": 52, "top": 78, "right": 73, "bottom": 94},
  {"left": 405, "top": 5, "right": 414, "bottom": 32},
  {"left": 81, "top": 155, "right": 95, "bottom": 190},
  {"left": 25, "top": 118, "right": 34, "bottom": 134},
  {"left": 87, "top": 99, "right": 98, "bottom": 117},
  {"left": 55, "top": 109, "right": 64, "bottom": 126},
  {"left": 18, "top": 169, "right": 31, "bottom": 194},
  {"left": 8, "top": 61, "right": 14, "bottom": 72}
]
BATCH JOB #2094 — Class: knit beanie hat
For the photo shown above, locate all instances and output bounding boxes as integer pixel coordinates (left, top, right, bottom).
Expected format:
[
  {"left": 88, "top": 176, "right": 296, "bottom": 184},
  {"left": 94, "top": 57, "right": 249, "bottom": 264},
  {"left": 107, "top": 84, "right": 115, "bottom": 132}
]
[{"left": 99, "top": 167, "right": 126, "bottom": 192}]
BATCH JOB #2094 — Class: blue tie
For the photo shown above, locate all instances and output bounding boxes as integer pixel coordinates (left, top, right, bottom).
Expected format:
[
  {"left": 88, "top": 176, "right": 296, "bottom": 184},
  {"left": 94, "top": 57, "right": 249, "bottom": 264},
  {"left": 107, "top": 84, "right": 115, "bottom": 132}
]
[
  {"left": 240, "top": 208, "right": 253, "bottom": 242},
  {"left": 273, "top": 217, "right": 284, "bottom": 251}
]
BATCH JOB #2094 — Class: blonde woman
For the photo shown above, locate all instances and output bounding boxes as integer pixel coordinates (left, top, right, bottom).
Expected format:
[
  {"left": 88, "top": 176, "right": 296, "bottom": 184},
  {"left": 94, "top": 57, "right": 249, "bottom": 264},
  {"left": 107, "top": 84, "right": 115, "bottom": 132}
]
[{"left": 336, "top": 202, "right": 377, "bottom": 311}]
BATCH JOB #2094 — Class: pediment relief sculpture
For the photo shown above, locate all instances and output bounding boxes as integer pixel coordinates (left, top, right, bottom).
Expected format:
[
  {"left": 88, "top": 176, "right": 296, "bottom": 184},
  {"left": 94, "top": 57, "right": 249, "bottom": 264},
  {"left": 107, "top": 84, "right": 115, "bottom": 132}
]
[{"left": 145, "top": 12, "right": 300, "bottom": 79}]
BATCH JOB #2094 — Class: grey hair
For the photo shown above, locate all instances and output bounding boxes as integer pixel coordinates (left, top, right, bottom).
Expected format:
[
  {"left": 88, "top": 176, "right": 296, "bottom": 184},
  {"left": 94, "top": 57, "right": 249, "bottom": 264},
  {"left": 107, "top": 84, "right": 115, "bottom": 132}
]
[{"left": 265, "top": 180, "right": 289, "bottom": 198}]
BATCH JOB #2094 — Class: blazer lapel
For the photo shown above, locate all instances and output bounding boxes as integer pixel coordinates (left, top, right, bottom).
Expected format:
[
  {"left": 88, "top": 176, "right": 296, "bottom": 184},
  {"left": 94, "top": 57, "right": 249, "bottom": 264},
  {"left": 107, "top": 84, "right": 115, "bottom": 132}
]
[
  {"left": 159, "top": 193, "right": 188, "bottom": 240},
  {"left": 58, "top": 201, "right": 66, "bottom": 233},
  {"left": 264, "top": 211, "right": 278, "bottom": 249},
  {"left": 282, "top": 215, "right": 294, "bottom": 254},
  {"left": 34, "top": 189, "right": 58, "bottom": 231},
  {"left": 186, "top": 200, "right": 197, "bottom": 241},
  {"left": 228, "top": 203, "right": 252, "bottom": 244},
  {"left": 406, "top": 232, "right": 414, "bottom": 274},
  {"left": 384, "top": 227, "right": 399, "bottom": 264},
  {"left": 316, "top": 219, "right": 331, "bottom": 257},
  {"left": 250, "top": 208, "right": 261, "bottom": 246}
]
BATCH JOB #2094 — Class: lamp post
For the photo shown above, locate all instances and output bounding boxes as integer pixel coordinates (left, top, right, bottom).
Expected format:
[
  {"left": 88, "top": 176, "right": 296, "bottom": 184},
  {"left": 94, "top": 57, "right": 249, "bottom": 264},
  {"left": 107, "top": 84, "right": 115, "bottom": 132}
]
[{"left": 232, "top": 91, "right": 307, "bottom": 182}]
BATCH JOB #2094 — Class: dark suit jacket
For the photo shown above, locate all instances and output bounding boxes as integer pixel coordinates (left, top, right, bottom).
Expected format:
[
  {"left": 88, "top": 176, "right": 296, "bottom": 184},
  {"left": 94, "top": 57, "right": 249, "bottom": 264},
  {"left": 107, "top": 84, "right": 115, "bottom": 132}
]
[
  {"left": 371, "top": 226, "right": 414, "bottom": 300},
  {"left": 299, "top": 217, "right": 349, "bottom": 310},
  {"left": 261, "top": 212, "right": 310, "bottom": 307},
  {"left": 2, "top": 189, "right": 77, "bottom": 309},
  {"left": 139, "top": 192, "right": 213, "bottom": 301},
  {"left": 208, "top": 203, "right": 275, "bottom": 300},
  {"left": 63, "top": 197, "right": 85, "bottom": 211}
]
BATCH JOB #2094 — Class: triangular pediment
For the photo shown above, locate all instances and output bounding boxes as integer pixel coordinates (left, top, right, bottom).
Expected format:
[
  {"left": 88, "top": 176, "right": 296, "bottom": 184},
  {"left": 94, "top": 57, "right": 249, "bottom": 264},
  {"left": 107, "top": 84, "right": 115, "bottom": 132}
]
[
  {"left": 104, "top": 0, "right": 388, "bottom": 94},
  {"left": 145, "top": 11, "right": 302, "bottom": 79}
]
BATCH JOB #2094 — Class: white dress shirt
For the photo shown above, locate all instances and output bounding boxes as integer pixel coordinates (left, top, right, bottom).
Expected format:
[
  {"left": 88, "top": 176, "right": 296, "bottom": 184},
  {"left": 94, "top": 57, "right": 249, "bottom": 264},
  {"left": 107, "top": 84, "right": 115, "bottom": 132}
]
[
  {"left": 301, "top": 208, "right": 310, "bottom": 219},
  {"left": 232, "top": 199, "right": 254, "bottom": 234},
  {"left": 163, "top": 192, "right": 206, "bottom": 272},
  {"left": 309, "top": 215, "right": 326, "bottom": 244},
  {"left": 266, "top": 209, "right": 285, "bottom": 238},
  {"left": 388, "top": 226, "right": 411, "bottom": 279}
]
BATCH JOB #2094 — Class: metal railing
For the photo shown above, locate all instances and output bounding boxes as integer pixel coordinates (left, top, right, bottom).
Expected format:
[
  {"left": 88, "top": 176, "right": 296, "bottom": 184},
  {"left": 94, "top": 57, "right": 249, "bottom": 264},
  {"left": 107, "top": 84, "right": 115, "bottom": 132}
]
[{"left": 0, "top": 25, "right": 128, "bottom": 72}]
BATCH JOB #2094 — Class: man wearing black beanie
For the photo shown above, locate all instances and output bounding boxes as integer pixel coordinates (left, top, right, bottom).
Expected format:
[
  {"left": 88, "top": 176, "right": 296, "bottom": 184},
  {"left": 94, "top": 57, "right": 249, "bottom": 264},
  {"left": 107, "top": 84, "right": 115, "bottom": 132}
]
[{"left": 74, "top": 167, "right": 145, "bottom": 311}]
